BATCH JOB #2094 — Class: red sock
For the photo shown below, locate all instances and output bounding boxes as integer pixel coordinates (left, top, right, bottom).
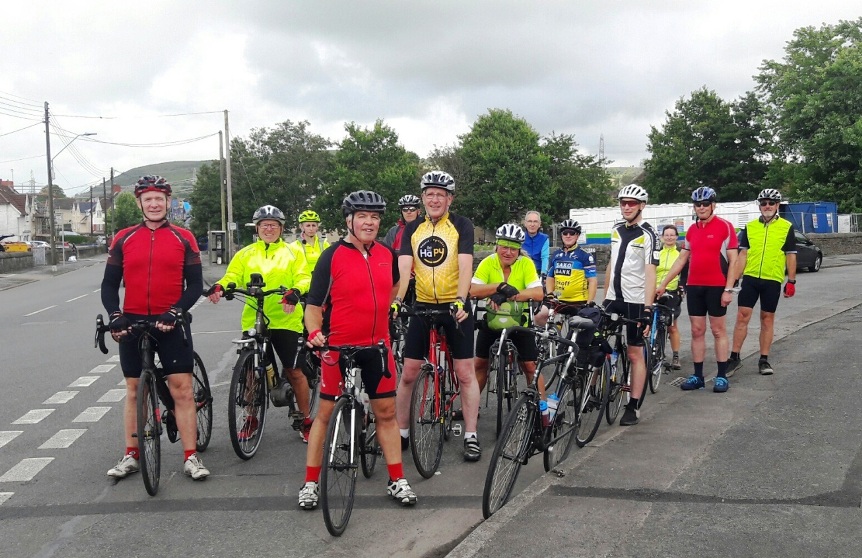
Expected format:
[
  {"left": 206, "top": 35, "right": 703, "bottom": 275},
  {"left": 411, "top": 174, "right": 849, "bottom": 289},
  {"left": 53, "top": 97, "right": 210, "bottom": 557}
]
[
  {"left": 305, "top": 466, "right": 321, "bottom": 483},
  {"left": 387, "top": 463, "right": 404, "bottom": 482},
  {"left": 126, "top": 447, "right": 139, "bottom": 460},
  {"left": 184, "top": 450, "right": 196, "bottom": 461}
]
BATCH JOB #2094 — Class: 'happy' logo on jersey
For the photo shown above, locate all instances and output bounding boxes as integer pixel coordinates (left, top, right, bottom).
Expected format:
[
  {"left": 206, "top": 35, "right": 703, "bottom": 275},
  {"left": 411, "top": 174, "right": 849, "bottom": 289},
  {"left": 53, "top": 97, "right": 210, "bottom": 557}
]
[{"left": 417, "top": 236, "right": 447, "bottom": 267}]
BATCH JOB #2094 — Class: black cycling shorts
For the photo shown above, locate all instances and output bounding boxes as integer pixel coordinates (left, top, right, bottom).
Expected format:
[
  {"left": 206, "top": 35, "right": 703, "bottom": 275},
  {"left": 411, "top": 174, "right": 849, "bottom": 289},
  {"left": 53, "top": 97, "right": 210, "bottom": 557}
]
[
  {"left": 404, "top": 302, "right": 475, "bottom": 360},
  {"left": 118, "top": 316, "right": 194, "bottom": 378},
  {"left": 738, "top": 275, "right": 781, "bottom": 313},
  {"left": 685, "top": 285, "right": 727, "bottom": 317},
  {"left": 475, "top": 326, "right": 539, "bottom": 362},
  {"left": 602, "top": 299, "right": 646, "bottom": 347},
  {"left": 266, "top": 329, "right": 301, "bottom": 374}
]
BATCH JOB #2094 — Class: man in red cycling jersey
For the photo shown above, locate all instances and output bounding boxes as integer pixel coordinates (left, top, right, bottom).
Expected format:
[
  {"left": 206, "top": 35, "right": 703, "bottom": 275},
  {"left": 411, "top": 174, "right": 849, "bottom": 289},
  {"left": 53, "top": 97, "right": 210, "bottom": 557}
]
[
  {"left": 101, "top": 176, "right": 209, "bottom": 481},
  {"left": 299, "top": 190, "right": 417, "bottom": 510}
]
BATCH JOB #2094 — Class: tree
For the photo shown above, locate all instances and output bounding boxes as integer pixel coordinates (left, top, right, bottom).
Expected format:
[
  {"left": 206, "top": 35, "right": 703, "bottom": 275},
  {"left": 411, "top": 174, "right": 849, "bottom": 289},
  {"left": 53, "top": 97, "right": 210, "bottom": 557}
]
[
  {"left": 644, "top": 88, "right": 770, "bottom": 203},
  {"left": 317, "top": 120, "right": 420, "bottom": 233},
  {"left": 107, "top": 192, "right": 140, "bottom": 233},
  {"left": 756, "top": 18, "right": 862, "bottom": 211},
  {"left": 541, "top": 132, "right": 613, "bottom": 218},
  {"left": 39, "top": 185, "right": 67, "bottom": 199},
  {"left": 457, "top": 109, "right": 550, "bottom": 230},
  {"left": 188, "top": 161, "right": 222, "bottom": 237}
]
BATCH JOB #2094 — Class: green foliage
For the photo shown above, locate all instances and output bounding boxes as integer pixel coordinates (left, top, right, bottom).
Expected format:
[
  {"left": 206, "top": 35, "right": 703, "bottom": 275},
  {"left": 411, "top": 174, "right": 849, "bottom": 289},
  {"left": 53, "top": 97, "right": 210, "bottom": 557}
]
[
  {"left": 39, "top": 185, "right": 67, "bottom": 199},
  {"left": 114, "top": 161, "right": 209, "bottom": 197},
  {"left": 644, "top": 88, "right": 770, "bottom": 203},
  {"left": 756, "top": 18, "right": 862, "bottom": 212},
  {"left": 188, "top": 161, "right": 222, "bottom": 237},
  {"left": 107, "top": 192, "right": 141, "bottom": 233},
  {"left": 317, "top": 120, "right": 420, "bottom": 233},
  {"left": 542, "top": 132, "right": 613, "bottom": 216}
]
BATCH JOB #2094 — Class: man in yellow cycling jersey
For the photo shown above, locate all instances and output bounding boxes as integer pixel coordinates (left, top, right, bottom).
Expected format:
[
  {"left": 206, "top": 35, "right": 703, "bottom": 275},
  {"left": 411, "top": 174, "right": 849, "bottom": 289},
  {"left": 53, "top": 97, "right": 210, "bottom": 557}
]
[
  {"left": 656, "top": 225, "right": 684, "bottom": 370},
  {"left": 392, "top": 171, "right": 482, "bottom": 461},
  {"left": 729, "top": 188, "right": 797, "bottom": 376},
  {"left": 294, "top": 210, "right": 330, "bottom": 277},
  {"left": 471, "top": 223, "right": 545, "bottom": 399}
]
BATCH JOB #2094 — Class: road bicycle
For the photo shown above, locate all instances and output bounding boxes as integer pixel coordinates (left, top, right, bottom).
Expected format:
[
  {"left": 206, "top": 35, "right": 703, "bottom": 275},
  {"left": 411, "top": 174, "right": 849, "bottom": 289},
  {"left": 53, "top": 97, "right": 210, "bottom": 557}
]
[
  {"left": 313, "top": 342, "right": 387, "bottom": 536},
  {"left": 485, "top": 327, "right": 522, "bottom": 437},
  {"left": 482, "top": 317, "right": 595, "bottom": 518},
  {"left": 644, "top": 295, "right": 676, "bottom": 394},
  {"left": 597, "top": 307, "right": 648, "bottom": 425},
  {"left": 95, "top": 313, "right": 213, "bottom": 496},
  {"left": 405, "top": 305, "right": 461, "bottom": 479},
  {"left": 222, "top": 273, "right": 321, "bottom": 460}
]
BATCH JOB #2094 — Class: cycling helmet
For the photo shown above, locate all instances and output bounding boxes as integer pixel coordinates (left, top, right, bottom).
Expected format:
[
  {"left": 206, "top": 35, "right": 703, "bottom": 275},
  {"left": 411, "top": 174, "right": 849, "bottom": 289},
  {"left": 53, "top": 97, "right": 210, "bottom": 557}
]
[
  {"left": 342, "top": 190, "right": 386, "bottom": 217},
  {"left": 134, "top": 175, "right": 172, "bottom": 197},
  {"left": 559, "top": 219, "right": 582, "bottom": 235},
  {"left": 495, "top": 223, "right": 526, "bottom": 244},
  {"left": 420, "top": 171, "right": 455, "bottom": 192},
  {"left": 617, "top": 184, "right": 648, "bottom": 202},
  {"left": 398, "top": 194, "right": 421, "bottom": 208},
  {"left": 757, "top": 188, "right": 782, "bottom": 202},
  {"left": 691, "top": 186, "right": 717, "bottom": 203},
  {"left": 298, "top": 209, "right": 321, "bottom": 223},
  {"left": 252, "top": 205, "right": 286, "bottom": 225}
]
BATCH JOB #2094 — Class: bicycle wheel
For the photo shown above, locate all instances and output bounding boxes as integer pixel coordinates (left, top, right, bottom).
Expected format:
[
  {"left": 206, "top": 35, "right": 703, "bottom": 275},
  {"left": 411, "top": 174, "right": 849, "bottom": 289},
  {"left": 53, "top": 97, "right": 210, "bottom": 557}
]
[
  {"left": 392, "top": 320, "right": 406, "bottom": 380},
  {"left": 543, "top": 378, "right": 578, "bottom": 471},
  {"left": 360, "top": 409, "right": 380, "bottom": 479},
  {"left": 605, "top": 358, "right": 625, "bottom": 425},
  {"left": 410, "top": 364, "right": 444, "bottom": 478},
  {"left": 496, "top": 342, "right": 519, "bottom": 437},
  {"left": 192, "top": 352, "right": 213, "bottom": 452},
  {"left": 136, "top": 370, "right": 161, "bottom": 496},
  {"left": 301, "top": 350, "right": 322, "bottom": 419},
  {"left": 321, "top": 397, "right": 358, "bottom": 536},
  {"left": 441, "top": 356, "right": 455, "bottom": 442},
  {"left": 482, "top": 394, "right": 535, "bottom": 518},
  {"left": 575, "top": 365, "right": 605, "bottom": 447},
  {"left": 649, "top": 324, "right": 667, "bottom": 394},
  {"left": 228, "top": 350, "right": 267, "bottom": 460}
]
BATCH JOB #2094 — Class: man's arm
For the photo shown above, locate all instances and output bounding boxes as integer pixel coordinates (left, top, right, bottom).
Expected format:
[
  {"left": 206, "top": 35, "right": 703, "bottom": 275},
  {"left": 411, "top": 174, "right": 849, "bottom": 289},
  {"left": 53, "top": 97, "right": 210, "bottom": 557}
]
[
  {"left": 175, "top": 263, "right": 203, "bottom": 312},
  {"left": 645, "top": 264, "right": 657, "bottom": 307},
  {"left": 396, "top": 254, "right": 414, "bottom": 301},
  {"left": 540, "top": 239, "right": 549, "bottom": 275},
  {"left": 602, "top": 261, "right": 611, "bottom": 300},
  {"left": 304, "top": 304, "right": 326, "bottom": 346},
  {"left": 100, "top": 264, "right": 123, "bottom": 315},
  {"left": 587, "top": 277, "right": 597, "bottom": 303}
]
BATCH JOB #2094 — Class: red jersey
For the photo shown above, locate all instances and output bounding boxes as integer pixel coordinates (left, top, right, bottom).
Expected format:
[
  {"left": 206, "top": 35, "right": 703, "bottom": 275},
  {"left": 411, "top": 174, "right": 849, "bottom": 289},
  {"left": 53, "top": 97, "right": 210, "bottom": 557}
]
[
  {"left": 683, "top": 216, "right": 738, "bottom": 287},
  {"left": 106, "top": 222, "right": 201, "bottom": 315}
]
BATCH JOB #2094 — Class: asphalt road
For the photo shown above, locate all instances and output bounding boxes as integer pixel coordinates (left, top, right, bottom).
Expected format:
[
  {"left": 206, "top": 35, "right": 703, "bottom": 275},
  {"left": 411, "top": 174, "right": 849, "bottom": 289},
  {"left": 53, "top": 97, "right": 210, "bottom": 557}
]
[{"left": 0, "top": 254, "right": 860, "bottom": 557}]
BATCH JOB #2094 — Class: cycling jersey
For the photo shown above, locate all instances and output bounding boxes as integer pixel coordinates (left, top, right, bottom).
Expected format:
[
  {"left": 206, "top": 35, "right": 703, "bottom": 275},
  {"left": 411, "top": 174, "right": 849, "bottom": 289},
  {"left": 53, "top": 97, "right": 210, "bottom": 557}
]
[
  {"left": 472, "top": 253, "right": 542, "bottom": 291},
  {"left": 382, "top": 220, "right": 406, "bottom": 251},
  {"left": 400, "top": 212, "right": 473, "bottom": 304},
  {"left": 738, "top": 216, "right": 796, "bottom": 283},
  {"left": 547, "top": 246, "right": 596, "bottom": 302},
  {"left": 656, "top": 245, "right": 681, "bottom": 291},
  {"left": 606, "top": 221, "right": 659, "bottom": 304},
  {"left": 103, "top": 222, "right": 201, "bottom": 316},
  {"left": 683, "top": 216, "right": 738, "bottom": 287},
  {"left": 293, "top": 236, "right": 330, "bottom": 276},
  {"left": 215, "top": 238, "right": 310, "bottom": 332},
  {"left": 307, "top": 240, "right": 399, "bottom": 347},
  {"left": 523, "top": 231, "right": 549, "bottom": 274}
]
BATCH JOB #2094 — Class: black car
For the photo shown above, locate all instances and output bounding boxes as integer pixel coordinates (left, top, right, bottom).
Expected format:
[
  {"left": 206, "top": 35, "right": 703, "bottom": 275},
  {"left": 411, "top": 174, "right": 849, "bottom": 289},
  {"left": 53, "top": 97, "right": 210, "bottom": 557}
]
[{"left": 794, "top": 231, "right": 822, "bottom": 272}]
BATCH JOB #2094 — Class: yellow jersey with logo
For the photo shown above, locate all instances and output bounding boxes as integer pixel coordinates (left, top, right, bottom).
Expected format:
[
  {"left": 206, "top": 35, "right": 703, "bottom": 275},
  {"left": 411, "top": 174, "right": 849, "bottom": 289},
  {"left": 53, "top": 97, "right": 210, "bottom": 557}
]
[{"left": 400, "top": 212, "right": 474, "bottom": 303}]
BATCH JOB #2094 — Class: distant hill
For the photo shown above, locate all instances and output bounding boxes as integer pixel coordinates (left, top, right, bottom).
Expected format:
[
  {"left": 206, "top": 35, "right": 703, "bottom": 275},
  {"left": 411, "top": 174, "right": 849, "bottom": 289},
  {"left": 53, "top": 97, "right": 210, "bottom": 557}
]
[
  {"left": 606, "top": 166, "right": 644, "bottom": 185},
  {"left": 113, "top": 161, "right": 214, "bottom": 198}
]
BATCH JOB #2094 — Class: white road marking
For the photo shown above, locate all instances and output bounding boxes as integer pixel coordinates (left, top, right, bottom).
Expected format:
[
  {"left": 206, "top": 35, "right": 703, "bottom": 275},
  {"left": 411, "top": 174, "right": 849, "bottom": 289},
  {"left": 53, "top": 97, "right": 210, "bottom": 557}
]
[
  {"left": 117, "top": 379, "right": 125, "bottom": 386},
  {"left": 107, "top": 355, "right": 120, "bottom": 362},
  {"left": 43, "top": 391, "right": 78, "bottom": 404},
  {"left": 23, "top": 305, "right": 57, "bottom": 317},
  {"left": 65, "top": 294, "right": 87, "bottom": 302},
  {"left": 0, "top": 458, "right": 54, "bottom": 482},
  {"left": 89, "top": 364, "right": 116, "bottom": 374},
  {"left": 0, "top": 492, "right": 12, "bottom": 505},
  {"left": 0, "top": 431, "right": 23, "bottom": 449},
  {"left": 211, "top": 381, "right": 229, "bottom": 389},
  {"left": 13, "top": 409, "right": 55, "bottom": 424},
  {"left": 97, "top": 389, "right": 126, "bottom": 403},
  {"left": 72, "top": 407, "right": 112, "bottom": 423},
  {"left": 39, "top": 429, "right": 87, "bottom": 449},
  {"left": 69, "top": 376, "right": 99, "bottom": 387}
]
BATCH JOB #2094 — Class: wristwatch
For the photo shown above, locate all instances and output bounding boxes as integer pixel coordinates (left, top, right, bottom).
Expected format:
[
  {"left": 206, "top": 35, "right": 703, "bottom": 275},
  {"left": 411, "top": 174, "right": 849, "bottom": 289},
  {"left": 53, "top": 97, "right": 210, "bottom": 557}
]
[
  {"left": 723, "top": 288, "right": 734, "bottom": 293},
  {"left": 788, "top": 279, "right": 796, "bottom": 284}
]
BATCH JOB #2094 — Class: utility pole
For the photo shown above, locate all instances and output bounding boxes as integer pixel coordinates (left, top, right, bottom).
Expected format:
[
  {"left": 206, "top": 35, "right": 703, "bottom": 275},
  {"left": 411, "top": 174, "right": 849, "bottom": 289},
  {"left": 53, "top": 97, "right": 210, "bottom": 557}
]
[
  {"left": 110, "top": 167, "right": 115, "bottom": 211},
  {"left": 102, "top": 177, "right": 108, "bottom": 253},
  {"left": 44, "top": 102, "right": 57, "bottom": 268},
  {"left": 224, "top": 110, "right": 235, "bottom": 261},
  {"left": 89, "top": 186, "right": 94, "bottom": 235},
  {"left": 219, "top": 130, "right": 226, "bottom": 232}
]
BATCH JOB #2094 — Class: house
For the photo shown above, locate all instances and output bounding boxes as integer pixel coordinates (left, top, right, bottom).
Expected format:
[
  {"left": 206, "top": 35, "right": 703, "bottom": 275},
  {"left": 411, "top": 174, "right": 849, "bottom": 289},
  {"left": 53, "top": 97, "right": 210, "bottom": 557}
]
[
  {"left": 0, "top": 182, "right": 39, "bottom": 241},
  {"left": 54, "top": 197, "right": 108, "bottom": 235}
]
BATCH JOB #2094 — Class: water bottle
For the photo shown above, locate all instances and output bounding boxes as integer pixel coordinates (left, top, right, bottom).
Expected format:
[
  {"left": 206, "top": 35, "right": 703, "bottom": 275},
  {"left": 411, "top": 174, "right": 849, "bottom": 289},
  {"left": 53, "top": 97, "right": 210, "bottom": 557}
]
[
  {"left": 547, "top": 393, "right": 559, "bottom": 422},
  {"left": 609, "top": 350, "right": 619, "bottom": 382},
  {"left": 358, "top": 388, "right": 370, "bottom": 411},
  {"left": 265, "top": 362, "right": 276, "bottom": 388},
  {"left": 539, "top": 400, "right": 550, "bottom": 428}
]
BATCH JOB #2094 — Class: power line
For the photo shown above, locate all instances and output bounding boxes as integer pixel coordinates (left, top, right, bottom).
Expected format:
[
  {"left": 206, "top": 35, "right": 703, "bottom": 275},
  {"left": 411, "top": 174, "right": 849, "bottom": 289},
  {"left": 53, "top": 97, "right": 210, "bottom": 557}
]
[
  {"left": 0, "top": 109, "right": 42, "bottom": 122},
  {"left": 77, "top": 131, "right": 220, "bottom": 148},
  {"left": 0, "top": 90, "right": 42, "bottom": 107},
  {"left": 0, "top": 154, "right": 42, "bottom": 164},
  {"left": 0, "top": 122, "right": 41, "bottom": 138},
  {"left": 52, "top": 109, "right": 223, "bottom": 119}
]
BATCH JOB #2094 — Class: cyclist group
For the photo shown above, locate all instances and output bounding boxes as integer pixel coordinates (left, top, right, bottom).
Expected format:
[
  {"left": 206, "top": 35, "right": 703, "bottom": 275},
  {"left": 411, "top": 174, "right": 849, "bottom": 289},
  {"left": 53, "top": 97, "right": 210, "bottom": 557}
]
[{"left": 101, "top": 172, "right": 797, "bottom": 512}]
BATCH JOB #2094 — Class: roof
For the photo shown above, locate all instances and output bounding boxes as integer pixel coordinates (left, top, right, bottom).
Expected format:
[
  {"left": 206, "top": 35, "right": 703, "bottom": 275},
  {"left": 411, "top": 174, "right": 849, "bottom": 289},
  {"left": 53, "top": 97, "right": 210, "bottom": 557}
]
[{"left": 0, "top": 185, "right": 27, "bottom": 216}]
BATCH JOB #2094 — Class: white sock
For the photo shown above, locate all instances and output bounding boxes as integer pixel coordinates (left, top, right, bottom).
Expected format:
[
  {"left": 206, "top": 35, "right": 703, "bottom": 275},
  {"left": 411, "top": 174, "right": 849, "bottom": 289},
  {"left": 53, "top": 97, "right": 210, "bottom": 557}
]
[
  {"left": 400, "top": 428, "right": 409, "bottom": 438},
  {"left": 464, "top": 432, "right": 477, "bottom": 439}
]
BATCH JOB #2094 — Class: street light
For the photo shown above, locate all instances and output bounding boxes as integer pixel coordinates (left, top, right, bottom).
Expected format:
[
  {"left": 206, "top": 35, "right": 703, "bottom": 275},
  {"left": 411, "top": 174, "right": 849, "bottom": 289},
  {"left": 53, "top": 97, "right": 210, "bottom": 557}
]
[{"left": 47, "top": 132, "right": 96, "bottom": 267}]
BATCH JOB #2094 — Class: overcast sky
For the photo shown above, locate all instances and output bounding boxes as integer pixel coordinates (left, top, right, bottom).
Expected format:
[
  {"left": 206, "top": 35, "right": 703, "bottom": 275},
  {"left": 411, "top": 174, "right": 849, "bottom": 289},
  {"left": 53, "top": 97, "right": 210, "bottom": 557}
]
[{"left": 1, "top": 1, "right": 859, "bottom": 197}]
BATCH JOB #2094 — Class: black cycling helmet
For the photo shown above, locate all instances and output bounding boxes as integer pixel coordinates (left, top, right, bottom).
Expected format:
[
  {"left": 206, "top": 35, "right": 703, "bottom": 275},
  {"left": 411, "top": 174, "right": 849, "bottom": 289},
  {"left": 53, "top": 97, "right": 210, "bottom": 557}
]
[
  {"left": 135, "top": 175, "right": 172, "bottom": 197},
  {"left": 342, "top": 190, "right": 386, "bottom": 217},
  {"left": 420, "top": 171, "right": 455, "bottom": 192},
  {"left": 252, "top": 205, "right": 286, "bottom": 225},
  {"left": 559, "top": 219, "right": 582, "bottom": 235},
  {"left": 398, "top": 194, "right": 421, "bottom": 208}
]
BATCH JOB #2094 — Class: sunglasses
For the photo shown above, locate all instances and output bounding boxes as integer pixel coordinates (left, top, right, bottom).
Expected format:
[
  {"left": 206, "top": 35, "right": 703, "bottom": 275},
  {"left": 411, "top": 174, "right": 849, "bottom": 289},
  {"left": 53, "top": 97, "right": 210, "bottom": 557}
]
[
  {"left": 560, "top": 231, "right": 579, "bottom": 236},
  {"left": 693, "top": 201, "right": 713, "bottom": 208},
  {"left": 619, "top": 199, "right": 641, "bottom": 208},
  {"left": 258, "top": 223, "right": 281, "bottom": 230},
  {"left": 759, "top": 200, "right": 778, "bottom": 207},
  {"left": 402, "top": 207, "right": 419, "bottom": 212}
]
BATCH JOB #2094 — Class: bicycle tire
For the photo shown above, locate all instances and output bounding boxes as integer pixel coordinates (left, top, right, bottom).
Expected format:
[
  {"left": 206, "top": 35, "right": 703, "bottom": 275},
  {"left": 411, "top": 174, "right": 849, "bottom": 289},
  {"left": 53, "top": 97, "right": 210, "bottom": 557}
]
[
  {"left": 360, "top": 409, "right": 379, "bottom": 479},
  {"left": 575, "top": 365, "right": 605, "bottom": 447},
  {"left": 228, "top": 350, "right": 267, "bottom": 460},
  {"left": 441, "top": 355, "right": 454, "bottom": 442},
  {"left": 321, "top": 397, "right": 357, "bottom": 536},
  {"left": 482, "top": 394, "right": 535, "bottom": 518},
  {"left": 605, "top": 357, "right": 626, "bottom": 425},
  {"left": 302, "top": 350, "right": 322, "bottom": 419},
  {"left": 192, "top": 352, "right": 213, "bottom": 452},
  {"left": 543, "top": 377, "right": 578, "bottom": 471},
  {"left": 649, "top": 323, "right": 666, "bottom": 394},
  {"left": 136, "top": 370, "right": 161, "bottom": 496},
  {"left": 410, "top": 364, "right": 444, "bottom": 478},
  {"left": 496, "top": 343, "right": 508, "bottom": 437}
]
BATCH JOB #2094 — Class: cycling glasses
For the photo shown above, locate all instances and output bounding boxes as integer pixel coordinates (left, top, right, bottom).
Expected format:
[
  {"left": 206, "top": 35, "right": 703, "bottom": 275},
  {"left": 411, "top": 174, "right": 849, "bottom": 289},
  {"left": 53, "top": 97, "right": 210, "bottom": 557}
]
[
  {"left": 693, "top": 201, "right": 713, "bottom": 208},
  {"left": 560, "top": 230, "right": 579, "bottom": 236},
  {"left": 619, "top": 199, "right": 642, "bottom": 208},
  {"left": 759, "top": 200, "right": 778, "bottom": 207},
  {"left": 401, "top": 206, "right": 419, "bottom": 212}
]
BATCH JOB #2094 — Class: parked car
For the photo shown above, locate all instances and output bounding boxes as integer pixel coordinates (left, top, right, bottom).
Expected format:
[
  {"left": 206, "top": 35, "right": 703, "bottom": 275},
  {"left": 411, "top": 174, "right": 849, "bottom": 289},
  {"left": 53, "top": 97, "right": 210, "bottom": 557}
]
[
  {"left": 28, "top": 240, "right": 50, "bottom": 249},
  {"left": 794, "top": 231, "right": 822, "bottom": 272},
  {"left": 1, "top": 240, "right": 32, "bottom": 252}
]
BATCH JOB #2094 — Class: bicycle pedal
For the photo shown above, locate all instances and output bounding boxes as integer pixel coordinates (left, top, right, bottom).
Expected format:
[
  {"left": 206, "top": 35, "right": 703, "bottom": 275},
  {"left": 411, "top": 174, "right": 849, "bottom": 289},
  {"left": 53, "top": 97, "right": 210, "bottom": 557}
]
[
  {"left": 452, "top": 423, "right": 462, "bottom": 437},
  {"left": 551, "top": 468, "right": 566, "bottom": 478}
]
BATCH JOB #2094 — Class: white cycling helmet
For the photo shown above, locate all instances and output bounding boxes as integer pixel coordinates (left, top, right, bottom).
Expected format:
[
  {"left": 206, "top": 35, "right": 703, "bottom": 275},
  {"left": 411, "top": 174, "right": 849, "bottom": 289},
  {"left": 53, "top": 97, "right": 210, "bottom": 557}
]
[
  {"left": 252, "top": 205, "right": 286, "bottom": 225},
  {"left": 757, "top": 188, "right": 782, "bottom": 202},
  {"left": 420, "top": 171, "right": 455, "bottom": 192},
  {"left": 495, "top": 223, "right": 526, "bottom": 244},
  {"left": 618, "top": 184, "right": 648, "bottom": 202}
]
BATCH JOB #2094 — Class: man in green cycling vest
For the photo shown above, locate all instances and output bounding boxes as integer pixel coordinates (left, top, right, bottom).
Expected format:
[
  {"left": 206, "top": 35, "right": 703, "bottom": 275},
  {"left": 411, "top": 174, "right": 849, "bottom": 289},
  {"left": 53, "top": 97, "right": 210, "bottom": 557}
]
[{"left": 729, "top": 189, "right": 797, "bottom": 376}]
